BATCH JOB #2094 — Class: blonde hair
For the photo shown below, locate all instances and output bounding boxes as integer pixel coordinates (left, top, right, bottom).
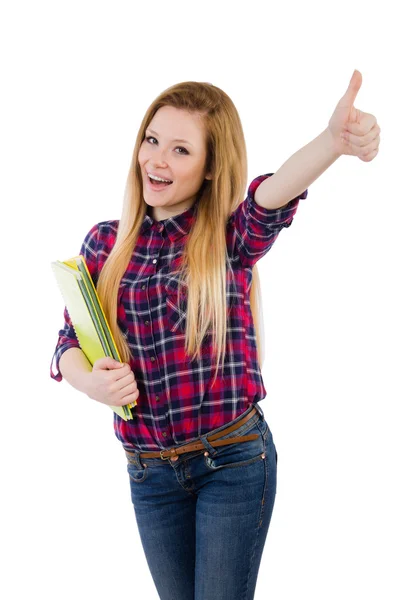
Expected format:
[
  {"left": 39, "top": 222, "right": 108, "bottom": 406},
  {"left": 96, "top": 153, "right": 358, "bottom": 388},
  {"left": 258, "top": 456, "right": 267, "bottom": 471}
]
[{"left": 97, "top": 81, "right": 265, "bottom": 388}]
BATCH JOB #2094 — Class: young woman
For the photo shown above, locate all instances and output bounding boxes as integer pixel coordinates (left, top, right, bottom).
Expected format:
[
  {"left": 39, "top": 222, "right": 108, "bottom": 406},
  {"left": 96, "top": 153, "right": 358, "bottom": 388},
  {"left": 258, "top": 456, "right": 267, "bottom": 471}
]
[{"left": 50, "top": 72, "right": 380, "bottom": 600}]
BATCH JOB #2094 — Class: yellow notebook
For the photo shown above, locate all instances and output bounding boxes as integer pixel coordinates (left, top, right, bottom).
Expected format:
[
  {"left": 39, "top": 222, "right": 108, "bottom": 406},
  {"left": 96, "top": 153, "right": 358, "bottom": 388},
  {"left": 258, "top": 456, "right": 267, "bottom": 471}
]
[{"left": 51, "top": 255, "right": 136, "bottom": 421}]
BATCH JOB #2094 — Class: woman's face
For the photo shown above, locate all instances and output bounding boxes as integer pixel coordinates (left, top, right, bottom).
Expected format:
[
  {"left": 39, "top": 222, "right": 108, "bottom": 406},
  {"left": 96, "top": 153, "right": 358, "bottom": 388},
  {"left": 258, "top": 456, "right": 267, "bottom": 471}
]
[{"left": 138, "top": 105, "right": 212, "bottom": 222}]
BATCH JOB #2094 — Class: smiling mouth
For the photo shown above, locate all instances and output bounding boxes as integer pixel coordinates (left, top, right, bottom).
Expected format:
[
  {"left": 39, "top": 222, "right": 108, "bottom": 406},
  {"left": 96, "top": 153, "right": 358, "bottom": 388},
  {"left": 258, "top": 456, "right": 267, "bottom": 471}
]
[
  {"left": 147, "top": 172, "right": 173, "bottom": 183},
  {"left": 146, "top": 173, "right": 174, "bottom": 189}
]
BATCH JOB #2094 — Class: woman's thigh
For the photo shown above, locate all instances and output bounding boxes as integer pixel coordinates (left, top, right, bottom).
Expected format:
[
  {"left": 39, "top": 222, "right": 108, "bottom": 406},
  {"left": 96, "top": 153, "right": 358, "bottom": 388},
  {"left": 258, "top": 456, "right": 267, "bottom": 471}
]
[
  {"left": 126, "top": 454, "right": 197, "bottom": 600},
  {"left": 194, "top": 417, "right": 278, "bottom": 600}
]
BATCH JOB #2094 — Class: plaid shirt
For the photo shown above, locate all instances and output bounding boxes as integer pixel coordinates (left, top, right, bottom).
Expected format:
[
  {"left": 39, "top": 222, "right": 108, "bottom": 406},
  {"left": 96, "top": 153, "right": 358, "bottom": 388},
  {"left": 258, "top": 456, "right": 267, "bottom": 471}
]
[{"left": 50, "top": 173, "right": 308, "bottom": 451}]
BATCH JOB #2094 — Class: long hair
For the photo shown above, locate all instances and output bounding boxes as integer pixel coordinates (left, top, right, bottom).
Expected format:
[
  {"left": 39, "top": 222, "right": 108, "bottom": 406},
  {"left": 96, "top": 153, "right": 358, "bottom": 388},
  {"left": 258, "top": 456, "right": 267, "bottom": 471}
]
[{"left": 96, "top": 81, "right": 265, "bottom": 388}]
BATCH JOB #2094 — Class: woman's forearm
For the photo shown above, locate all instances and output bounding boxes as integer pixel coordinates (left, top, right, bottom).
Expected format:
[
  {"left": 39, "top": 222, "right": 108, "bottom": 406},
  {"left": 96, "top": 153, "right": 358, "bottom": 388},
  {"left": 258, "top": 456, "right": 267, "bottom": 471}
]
[
  {"left": 255, "top": 128, "right": 341, "bottom": 210},
  {"left": 58, "top": 347, "right": 93, "bottom": 395}
]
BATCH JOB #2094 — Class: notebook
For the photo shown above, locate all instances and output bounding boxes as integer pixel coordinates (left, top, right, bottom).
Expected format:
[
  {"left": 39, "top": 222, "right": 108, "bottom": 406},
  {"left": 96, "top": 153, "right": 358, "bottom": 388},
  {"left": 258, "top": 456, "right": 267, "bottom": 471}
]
[{"left": 51, "top": 254, "right": 136, "bottom": 421}]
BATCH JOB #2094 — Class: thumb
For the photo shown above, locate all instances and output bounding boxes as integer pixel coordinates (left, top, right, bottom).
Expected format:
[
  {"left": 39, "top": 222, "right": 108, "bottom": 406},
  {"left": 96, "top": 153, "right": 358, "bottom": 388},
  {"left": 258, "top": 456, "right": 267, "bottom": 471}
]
[
  {"left": 340, "top": 69, "right": 362, "bottom": 109},
  {"left": 93, "top": 356, "right": 125, "bottom": 370}
]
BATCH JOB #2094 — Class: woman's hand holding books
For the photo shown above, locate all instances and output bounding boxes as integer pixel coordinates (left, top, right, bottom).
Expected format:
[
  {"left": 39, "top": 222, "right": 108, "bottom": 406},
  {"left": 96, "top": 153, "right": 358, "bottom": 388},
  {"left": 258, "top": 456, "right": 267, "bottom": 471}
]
[{"left": 86, "top": 357, "right": 140, "bottom": 407}]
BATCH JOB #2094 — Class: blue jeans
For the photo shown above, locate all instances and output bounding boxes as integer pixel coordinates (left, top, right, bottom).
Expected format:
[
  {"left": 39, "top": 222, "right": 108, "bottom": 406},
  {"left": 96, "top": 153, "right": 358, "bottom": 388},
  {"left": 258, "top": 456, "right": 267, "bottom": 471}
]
[{"left": 123, "top": 403, "right": 278, "bottom": 600}]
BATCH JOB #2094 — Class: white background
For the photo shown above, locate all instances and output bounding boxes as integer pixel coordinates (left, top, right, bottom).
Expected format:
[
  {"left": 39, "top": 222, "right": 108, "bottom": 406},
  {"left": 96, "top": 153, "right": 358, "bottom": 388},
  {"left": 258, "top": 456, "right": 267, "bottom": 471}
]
[{"left": 1, "top": 1, "right": 396, "bottom": 598}]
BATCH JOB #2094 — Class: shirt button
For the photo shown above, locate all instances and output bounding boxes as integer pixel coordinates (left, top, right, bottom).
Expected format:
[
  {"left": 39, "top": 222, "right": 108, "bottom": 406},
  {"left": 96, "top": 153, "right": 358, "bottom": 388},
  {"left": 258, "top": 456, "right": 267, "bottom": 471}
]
[
  {"left": 145, "top": 320, "right": 150, "bottom": 326},
  {"left": 162, "top": 432, "right": 167, "bottom": 437},
  {"left": 141, "top": 285, "right": 146, "bottom": 290},
  {"left": 150, "top": 356, "right": 155, "bottom": 362},
  {"left": 155, "top": 395, "right": 160, "bottom": 402},
  {"left": 152, "top": 258, "right": 157, "bottom": 264}
]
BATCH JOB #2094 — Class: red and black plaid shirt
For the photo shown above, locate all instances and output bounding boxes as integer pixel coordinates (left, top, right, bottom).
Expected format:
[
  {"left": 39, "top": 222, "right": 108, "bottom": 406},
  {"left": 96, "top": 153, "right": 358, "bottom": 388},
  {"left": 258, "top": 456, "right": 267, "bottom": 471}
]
[{"left": 50, "top": 173, "right": 308, "bottom": 451}]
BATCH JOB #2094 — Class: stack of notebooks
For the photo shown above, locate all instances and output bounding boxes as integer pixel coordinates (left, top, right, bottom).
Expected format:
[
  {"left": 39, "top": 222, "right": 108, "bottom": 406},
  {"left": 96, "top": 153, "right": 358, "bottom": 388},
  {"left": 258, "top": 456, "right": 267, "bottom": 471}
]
[{"left": 51, "top": 255, "right": 136, "bottom": 421}]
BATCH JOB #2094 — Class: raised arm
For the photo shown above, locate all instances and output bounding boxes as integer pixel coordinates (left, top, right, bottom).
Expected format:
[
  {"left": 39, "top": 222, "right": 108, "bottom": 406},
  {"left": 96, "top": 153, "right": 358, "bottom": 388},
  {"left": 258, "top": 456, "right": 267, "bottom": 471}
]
[{"left": 255, "top": 69, "right": 380, "bottom": 210}]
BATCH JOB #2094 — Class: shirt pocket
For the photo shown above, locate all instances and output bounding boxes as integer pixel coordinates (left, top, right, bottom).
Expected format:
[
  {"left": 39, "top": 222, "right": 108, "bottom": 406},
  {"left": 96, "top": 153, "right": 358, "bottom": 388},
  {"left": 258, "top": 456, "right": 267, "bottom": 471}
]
[
  {"left": 164, "top": 277, "right": 188, "bottom": 334},
  {"left": 163, "top": 277, "right": 213, "bottom": 360}
]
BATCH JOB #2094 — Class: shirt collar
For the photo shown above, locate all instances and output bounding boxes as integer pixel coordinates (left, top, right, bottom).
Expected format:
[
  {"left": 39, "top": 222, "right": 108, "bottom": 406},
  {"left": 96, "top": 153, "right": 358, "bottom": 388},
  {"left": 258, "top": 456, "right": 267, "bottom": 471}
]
[{"left": 141, "top": 198, "right": 199, "bottom": 243}]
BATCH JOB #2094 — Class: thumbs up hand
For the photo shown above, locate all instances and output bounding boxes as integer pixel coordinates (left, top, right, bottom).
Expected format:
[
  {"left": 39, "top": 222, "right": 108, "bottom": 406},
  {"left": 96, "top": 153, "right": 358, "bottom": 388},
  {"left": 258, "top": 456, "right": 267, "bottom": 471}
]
[{"left": 328, "top": 70, "right": 381, "bottom": 162}]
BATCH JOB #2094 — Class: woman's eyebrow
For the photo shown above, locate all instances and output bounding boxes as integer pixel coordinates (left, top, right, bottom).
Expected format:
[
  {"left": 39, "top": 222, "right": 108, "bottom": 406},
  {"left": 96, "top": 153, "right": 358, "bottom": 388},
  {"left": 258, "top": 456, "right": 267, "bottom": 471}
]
[{"left": 146, "top": 128, "right": 193, "bottom": 146}]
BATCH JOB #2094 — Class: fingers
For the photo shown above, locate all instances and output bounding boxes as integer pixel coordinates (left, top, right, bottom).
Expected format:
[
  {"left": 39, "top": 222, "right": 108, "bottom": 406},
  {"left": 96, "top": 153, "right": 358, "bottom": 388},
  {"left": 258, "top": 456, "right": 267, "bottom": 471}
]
[
  {"left": 110, "top": 363, "right": 135, "bottom": 383},
  {"left": 346, "top": 113, "right": 377, "bottom": 136},
  {"left": 344, "top": 122, "right": 380, "bottom": 147},
  {"left": 343, "top": 123, "right": 380, "bottom": 159},
  {"left": 118, "top": 376, "right": 139, "bottom": 396},
  {"left": 360, "top": 146, "right": 379, "bottom": 162},
  {"left": 362, "top": 134, "right": 380, "bottom": 156},
  {"left": 109, "top": 370, "right": 139, "bottom": 405}
]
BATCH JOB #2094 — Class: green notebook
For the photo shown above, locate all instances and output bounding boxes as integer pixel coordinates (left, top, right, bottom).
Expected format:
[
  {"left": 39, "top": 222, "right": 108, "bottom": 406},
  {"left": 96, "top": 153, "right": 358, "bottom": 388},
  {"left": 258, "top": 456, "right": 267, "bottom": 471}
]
[{"left": 51, "top": 255, "right": 136, "bottom": 421}]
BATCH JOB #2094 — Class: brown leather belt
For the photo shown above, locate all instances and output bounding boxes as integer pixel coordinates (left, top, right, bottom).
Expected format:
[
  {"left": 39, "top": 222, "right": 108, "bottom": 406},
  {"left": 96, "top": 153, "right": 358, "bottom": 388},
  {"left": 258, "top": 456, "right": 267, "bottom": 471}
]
[{"left": 125, "top": 406, "right": 260, "bottom": 461}]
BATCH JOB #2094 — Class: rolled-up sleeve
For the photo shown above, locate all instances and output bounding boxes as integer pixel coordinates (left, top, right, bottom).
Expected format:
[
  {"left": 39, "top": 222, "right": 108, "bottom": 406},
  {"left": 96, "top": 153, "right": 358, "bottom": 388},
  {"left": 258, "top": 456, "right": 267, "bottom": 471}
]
[
  {"left": 50, "top": 223, "right": 99, "bottom": 382},
  {"left": 228, "top": 173, "right": 308, "bottom": 268}
]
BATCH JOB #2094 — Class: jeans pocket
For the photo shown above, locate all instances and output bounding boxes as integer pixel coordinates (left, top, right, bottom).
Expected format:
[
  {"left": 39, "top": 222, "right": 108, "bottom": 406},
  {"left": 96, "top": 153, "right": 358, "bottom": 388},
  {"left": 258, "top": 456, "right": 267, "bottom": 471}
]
[
  {"left": 203, "top": 420, "right": 266, "bottom": 471},
  {"left": 126, "top": 457, "right": 149, "bottom": 483}
]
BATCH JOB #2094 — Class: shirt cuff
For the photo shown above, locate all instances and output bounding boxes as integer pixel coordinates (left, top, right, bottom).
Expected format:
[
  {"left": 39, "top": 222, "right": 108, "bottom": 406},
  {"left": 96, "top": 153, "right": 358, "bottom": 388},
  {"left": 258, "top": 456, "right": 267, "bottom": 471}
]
[
  {"left": 248, "top": 173, "right": 308, "bottom": 227},
  {"left": 50, "top": 341, "right": 81, "bottom": 382}
]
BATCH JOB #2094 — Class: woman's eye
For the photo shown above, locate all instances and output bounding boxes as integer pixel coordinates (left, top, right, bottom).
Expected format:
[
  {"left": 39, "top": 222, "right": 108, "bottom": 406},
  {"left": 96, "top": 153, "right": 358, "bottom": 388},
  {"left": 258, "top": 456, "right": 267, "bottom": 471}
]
[{"left": 145, "top": 136, "right": 188, "bottom": 155}]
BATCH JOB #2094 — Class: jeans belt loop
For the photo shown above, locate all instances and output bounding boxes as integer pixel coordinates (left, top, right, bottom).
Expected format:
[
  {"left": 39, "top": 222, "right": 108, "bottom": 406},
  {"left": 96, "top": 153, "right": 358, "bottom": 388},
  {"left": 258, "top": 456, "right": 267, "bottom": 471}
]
[{"left": 199, "top": 434, "right": 218, "bottom": 456}]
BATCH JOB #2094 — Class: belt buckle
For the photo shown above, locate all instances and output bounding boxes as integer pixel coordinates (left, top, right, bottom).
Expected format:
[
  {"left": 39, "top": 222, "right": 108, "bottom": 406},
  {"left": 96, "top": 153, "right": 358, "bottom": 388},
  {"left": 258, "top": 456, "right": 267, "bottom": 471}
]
[{"left": 160, "top": 448, "right": 179, "bottom": 460}]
